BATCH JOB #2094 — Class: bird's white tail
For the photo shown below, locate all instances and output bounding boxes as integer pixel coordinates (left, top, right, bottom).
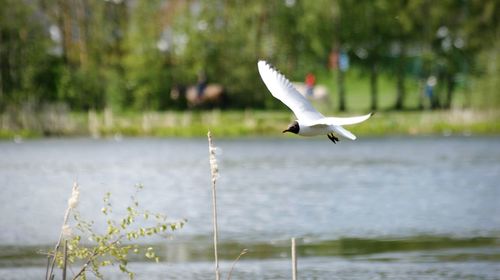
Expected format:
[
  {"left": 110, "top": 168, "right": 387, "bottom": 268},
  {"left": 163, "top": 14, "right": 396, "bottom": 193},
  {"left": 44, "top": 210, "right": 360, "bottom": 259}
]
[{"left": 333, "top": 126, "right": 356, "bottom": 140}]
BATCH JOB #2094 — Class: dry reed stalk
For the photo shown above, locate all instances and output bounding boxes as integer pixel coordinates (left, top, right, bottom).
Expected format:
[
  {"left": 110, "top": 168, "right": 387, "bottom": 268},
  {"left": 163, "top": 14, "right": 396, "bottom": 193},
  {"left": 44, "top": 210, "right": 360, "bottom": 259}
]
[
  {"left": 292, "top": 238, "right": 297, "bottom": 280},
  {"left": 62, "top": 240, "right": 68, "bottom": 280},
  {"left": 207, "top": 131, "right": 220, "bottom": 280},
  {"left": 46, "top": 182, "right": 80, "bottom": 280}
]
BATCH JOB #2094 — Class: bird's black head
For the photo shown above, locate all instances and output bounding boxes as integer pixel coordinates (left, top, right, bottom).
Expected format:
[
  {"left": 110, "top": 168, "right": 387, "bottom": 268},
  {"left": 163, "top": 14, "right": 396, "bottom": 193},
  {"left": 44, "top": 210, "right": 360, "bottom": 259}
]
[{"left": 283, "top": 121, "right": 300, "bottom": 134}]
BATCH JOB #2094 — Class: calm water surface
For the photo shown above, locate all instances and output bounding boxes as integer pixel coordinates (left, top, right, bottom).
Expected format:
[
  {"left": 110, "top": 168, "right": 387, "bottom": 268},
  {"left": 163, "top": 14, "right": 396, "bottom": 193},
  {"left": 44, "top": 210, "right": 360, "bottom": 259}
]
[{"left": 0, "top": 136, "right": 499, "bottom": 279}]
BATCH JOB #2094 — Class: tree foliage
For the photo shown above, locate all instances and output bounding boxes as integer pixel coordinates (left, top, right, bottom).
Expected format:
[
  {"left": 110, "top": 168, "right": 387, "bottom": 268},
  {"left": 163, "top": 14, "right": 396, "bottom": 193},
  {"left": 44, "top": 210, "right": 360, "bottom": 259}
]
[{"left": 0, "top": 0, "right": 498, "bottom": 111}]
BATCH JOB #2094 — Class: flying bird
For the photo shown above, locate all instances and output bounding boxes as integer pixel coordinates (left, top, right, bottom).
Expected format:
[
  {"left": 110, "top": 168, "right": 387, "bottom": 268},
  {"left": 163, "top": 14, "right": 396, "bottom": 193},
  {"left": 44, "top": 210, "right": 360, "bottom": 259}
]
[{"left": 257, "top": 60, "right": 373, "bottom": 143}]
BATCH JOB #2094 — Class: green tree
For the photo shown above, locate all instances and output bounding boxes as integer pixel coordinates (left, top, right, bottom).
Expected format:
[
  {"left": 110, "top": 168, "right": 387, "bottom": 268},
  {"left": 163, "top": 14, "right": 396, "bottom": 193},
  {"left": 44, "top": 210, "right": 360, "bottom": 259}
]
[
  {"left": 124, "top": 0, "right": 173, "bottom": 110},
  {"left": 0, "top": 0, "right": 57, "bottom": 109}
]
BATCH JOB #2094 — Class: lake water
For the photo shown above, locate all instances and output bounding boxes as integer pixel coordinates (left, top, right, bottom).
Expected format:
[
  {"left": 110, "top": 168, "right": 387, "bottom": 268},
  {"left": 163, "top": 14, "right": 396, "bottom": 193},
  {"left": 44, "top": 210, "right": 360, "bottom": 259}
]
[{"left": 0, "top": 136, "right": 499, "bottom": 279}]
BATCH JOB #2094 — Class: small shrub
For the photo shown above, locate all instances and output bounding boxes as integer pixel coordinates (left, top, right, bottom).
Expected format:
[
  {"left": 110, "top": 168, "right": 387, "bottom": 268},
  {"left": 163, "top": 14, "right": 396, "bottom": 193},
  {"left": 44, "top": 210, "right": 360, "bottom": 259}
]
[{"left": 46, "top": 183, "right": 185, "bottom": 280}]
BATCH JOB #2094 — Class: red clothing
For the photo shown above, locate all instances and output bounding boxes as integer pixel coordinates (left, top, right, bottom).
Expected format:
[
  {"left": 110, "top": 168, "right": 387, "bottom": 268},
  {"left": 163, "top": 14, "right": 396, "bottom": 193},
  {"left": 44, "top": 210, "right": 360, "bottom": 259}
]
[{"left": 305, "top": 73, "right": 316, "bottom": 87}]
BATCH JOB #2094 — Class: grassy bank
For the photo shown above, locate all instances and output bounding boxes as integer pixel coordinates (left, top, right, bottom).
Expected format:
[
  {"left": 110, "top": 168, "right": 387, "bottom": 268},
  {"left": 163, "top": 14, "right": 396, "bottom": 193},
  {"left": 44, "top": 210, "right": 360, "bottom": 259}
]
[{"left": 1, "top": 109, "right": 499, "bottom": 139}]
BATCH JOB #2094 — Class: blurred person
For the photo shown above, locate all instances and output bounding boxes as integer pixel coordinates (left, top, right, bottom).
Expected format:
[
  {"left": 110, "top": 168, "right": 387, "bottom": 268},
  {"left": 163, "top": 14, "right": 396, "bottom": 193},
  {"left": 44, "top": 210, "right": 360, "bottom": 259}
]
[
  {"left": 197, "top": 71, "right": 207, "bottom": 98},
  {"left": 426, "top": 76, "right": 437, "bottom": 109},
  {"left": 305, "top": 72, "right": 316, "bottom": 96}
]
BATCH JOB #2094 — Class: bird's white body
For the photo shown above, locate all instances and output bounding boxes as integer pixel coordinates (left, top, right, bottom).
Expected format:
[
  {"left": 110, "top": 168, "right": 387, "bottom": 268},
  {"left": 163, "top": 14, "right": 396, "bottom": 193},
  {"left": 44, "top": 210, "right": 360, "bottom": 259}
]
[
  {"left": 297, "top": 123, "right": 347, "bottom": 137},
  {"left": 257, "top": 60, "right": 373, "bottom": 142},
  {"left": 297, "top": 123, "right": 330, "bottom": 136}
]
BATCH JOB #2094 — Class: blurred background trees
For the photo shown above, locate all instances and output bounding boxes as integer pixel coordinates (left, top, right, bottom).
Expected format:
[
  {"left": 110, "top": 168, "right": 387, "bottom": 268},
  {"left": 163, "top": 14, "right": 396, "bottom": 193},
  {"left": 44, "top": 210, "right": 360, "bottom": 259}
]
[{"left": 0, "top": 0, "right": 498, "bottom": 112}]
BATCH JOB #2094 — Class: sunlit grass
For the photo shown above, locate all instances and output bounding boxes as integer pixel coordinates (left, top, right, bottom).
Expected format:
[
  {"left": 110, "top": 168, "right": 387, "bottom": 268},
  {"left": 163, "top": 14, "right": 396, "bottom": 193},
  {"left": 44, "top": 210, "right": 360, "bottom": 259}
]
[
  {"left": 1, "top": 109, "right": 499, "bottom": 139},
  {"left": 316, "top": 68, "right": 473, "bottom": 112}
]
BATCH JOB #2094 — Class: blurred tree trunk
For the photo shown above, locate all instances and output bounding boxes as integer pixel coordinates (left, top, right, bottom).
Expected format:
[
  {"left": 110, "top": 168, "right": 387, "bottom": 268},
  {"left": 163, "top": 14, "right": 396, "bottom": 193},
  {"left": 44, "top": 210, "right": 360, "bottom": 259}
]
[
  {"left": 334, "top": 0, "right": 346, "bottom": 112},
  {"left": 75, "top": 0, "right": 88, "bottom": 66},
  {"left": 337, "top": 61, "right": 346, "bottom": 112},
  {"left": 418, "top": 79, "right": 424, "bottom": 110},
  {"left": 370, "top": 63, "right": 378, "bottom": 111},
  {"left": 394, "top": 45, "right": 406, "bottom": 110},
  {"left": 58, "top": 0, "right": 71, "bottom": 64},
  {"left": 336, "top": 28, "right": 345, "bottom": 111},
  {"left": 431, "top": 84, "right": 441, "bottom": 109},
  {"left": 254, "top": 4, "right": 266, "bottom": 58},
  {"left": 444, "top": 74, "right": 455, "bottom": 109},
  {"left": 0, "top": 32, "right": 3, "bottom": 106}
]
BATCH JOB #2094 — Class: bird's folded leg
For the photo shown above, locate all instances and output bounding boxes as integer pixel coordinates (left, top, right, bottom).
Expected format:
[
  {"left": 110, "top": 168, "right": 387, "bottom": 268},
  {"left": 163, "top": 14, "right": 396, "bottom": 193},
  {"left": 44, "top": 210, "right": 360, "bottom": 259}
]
[{"left": 327, "top": 133, "right": 339, "bottom": 144}]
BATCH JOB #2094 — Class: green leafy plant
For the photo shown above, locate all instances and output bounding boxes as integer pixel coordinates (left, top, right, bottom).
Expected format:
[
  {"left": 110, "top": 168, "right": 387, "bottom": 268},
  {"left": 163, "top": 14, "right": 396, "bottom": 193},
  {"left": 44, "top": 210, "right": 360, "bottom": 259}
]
[{"left": 46, "top": 183, "right": 185, "bottom": 280}]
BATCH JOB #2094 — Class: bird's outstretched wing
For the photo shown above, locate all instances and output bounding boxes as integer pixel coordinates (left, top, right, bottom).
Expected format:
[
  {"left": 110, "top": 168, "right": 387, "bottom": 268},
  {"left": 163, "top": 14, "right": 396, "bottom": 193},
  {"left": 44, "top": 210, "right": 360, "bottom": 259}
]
[
  {"left": 303, "top": 112, "right": 374, "bottom": 126},
  {"left": 257, "top": 60, "right": 323, "bottom": 122}
]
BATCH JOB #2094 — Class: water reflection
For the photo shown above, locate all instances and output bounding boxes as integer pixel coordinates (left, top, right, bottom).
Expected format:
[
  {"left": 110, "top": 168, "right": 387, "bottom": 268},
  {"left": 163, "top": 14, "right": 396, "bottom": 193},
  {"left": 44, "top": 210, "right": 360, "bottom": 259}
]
[{"left": 0, "top": 136, "right": 499, "bottom": 279}]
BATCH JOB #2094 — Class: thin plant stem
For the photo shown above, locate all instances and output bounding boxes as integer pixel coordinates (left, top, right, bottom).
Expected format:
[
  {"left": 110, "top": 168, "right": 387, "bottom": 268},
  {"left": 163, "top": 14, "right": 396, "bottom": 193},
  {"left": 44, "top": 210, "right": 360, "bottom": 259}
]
[
  {"left": 63, "top": 240, "right": 68, "bottom": 280},
  {"left": 207, "top": 131, "right": 220, "bottom": 280},
  {"left": 71, "top": 238, "right": 121, "bottom": 280},
  {"left": 211, "top": 185, "right": 220, "bottom": 280},
  {"left": 47, "top": 207, "right": 71, "bottom": 280},
  {"left": 45, "top": 254, "right": 51, "bottom": 280},
  {"left": 72, "top": 250, "right": 99, "bottom": 280},
  {"left": 227, "top": 249, "right": 248, "bottom": 280},
  {"left": 292, "top": 238, "right": 297, "bottom": 280},
  {"left": 47, "top": 182, "right": 79, "bottom": 280}
]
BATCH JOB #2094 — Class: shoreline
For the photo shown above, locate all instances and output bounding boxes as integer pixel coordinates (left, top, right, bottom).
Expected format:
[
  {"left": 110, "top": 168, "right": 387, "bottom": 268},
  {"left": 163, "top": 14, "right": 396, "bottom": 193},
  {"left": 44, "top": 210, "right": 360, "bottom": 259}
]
[{"left": 1, "top": 109, "right": 499, "bottom": 140}]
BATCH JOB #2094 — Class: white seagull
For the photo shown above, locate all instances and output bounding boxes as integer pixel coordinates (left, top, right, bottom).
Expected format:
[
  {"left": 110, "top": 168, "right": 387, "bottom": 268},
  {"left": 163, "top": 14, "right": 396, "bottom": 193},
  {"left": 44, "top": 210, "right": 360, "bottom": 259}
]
[{"left": 258, "top": 60, "right": 373, "bottom": 143}]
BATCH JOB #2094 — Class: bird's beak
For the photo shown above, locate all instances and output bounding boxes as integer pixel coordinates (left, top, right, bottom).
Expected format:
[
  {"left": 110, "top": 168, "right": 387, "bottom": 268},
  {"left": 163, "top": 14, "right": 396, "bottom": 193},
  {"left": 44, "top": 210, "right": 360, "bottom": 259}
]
[{"left": 282, "top": 129, "right": 290, "bottom": 133}]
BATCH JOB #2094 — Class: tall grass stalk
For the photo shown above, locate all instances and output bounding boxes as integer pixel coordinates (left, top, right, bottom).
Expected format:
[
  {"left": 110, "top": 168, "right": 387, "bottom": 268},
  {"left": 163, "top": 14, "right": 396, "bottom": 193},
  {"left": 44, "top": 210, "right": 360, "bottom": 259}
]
[
  {"left": 46, "top": 182, "right": 79, "bottom": 280},
  {"left": 292, "top": 238, "right": 297, "bottom": 280},
  {"left": 207, "top": 131, "right": 220, "bottom": 280},
  {"left": 62, "top": 240, "right": 68, "bottom": 280}
]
